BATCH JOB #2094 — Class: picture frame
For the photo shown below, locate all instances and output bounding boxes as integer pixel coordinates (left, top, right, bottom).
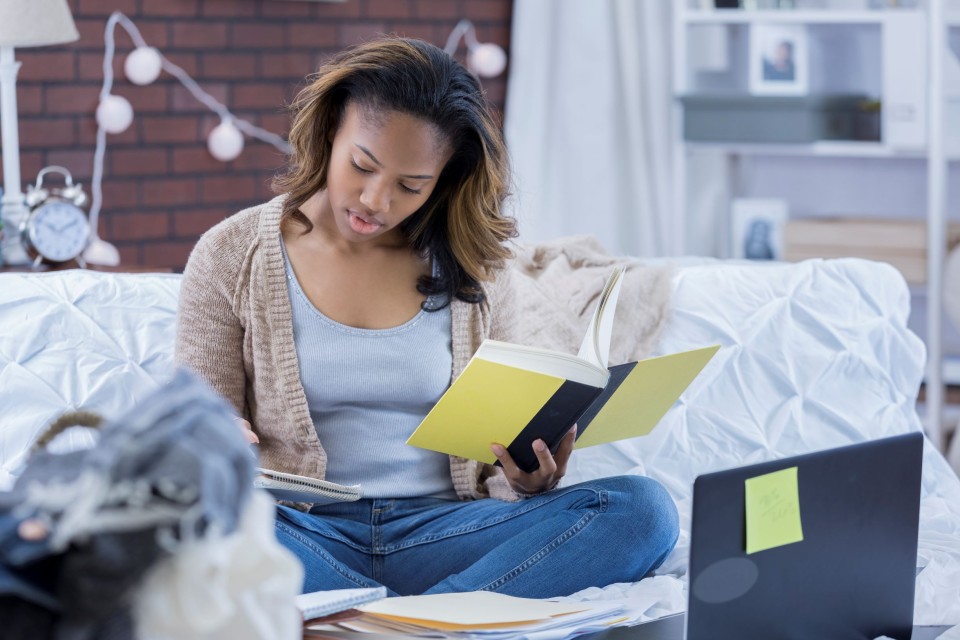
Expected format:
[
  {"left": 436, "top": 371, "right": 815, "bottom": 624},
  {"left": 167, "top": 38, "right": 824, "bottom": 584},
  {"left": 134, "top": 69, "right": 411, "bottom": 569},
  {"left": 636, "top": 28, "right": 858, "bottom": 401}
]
[
  {"left": 730, "top": 198, "right": 788, "bottom": 261},
  {"left": 749, "top": 24, "right": 808, "bottom": 96}
]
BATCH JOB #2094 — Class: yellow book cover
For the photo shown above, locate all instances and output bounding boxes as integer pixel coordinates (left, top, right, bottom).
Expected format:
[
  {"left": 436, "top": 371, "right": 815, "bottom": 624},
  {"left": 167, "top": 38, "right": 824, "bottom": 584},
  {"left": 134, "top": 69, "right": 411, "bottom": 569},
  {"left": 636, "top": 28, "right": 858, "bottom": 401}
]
[{"left": 406, "top": 267, "right": 720, "bottom": 472}]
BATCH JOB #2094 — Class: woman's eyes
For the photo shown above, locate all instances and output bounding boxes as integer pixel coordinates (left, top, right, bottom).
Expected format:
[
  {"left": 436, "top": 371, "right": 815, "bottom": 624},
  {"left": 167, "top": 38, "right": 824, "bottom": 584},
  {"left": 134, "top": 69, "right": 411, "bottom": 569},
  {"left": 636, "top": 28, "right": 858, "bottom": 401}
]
[
  {"left": 350, "top": 159, "right": 373, "bottom": 174},
  {"left": 350, "top": 159, "right": 422, "bottom": 195}
]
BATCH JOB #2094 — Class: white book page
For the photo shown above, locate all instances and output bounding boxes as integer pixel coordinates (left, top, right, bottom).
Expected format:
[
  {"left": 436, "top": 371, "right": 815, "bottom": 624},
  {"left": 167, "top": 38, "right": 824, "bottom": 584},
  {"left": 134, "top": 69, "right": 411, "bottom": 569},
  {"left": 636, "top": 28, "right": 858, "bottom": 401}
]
[
  {"left": 577, "top": 266, "right": 626, "bottom": 369},
  {"left": 475, "top": 340, "right": 608, "bottom": 387}
]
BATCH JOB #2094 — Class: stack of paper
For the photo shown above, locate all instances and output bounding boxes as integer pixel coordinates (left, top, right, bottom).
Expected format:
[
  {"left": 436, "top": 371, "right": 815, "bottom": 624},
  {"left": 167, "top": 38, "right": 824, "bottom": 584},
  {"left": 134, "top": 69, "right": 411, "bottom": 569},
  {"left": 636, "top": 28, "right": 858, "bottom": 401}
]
[{"left": 305, "top": 591, "right": 629, "bottom": 639}]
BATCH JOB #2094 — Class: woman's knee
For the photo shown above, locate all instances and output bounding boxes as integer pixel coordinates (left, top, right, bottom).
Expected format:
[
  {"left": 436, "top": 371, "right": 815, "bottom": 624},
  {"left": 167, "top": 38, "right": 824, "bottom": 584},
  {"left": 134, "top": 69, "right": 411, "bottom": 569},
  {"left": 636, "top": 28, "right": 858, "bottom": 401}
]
[{"left": 604, "top": 475, "right": 680, "bottom": 553}]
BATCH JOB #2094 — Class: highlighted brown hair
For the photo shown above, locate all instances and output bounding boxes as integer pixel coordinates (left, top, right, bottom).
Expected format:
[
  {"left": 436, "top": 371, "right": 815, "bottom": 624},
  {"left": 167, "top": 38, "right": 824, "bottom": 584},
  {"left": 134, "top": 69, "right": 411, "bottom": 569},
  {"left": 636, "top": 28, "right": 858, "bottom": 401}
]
[{"left": 273, "top": 36, "right": 516, "bottom": 305}]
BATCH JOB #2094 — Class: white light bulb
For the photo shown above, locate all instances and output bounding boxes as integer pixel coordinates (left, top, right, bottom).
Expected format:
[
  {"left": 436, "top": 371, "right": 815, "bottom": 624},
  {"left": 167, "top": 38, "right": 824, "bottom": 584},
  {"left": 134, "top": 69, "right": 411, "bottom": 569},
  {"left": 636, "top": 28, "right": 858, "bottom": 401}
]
[
  {"left": 125, "top": 46, "right": 162, "bottom": 86},
  {"left": 82, "top": 237, "right": 121, "bottom": 267},
  {"left": 468, "top": 43, "right": 507, "bottom": 78},
  {"left": 96, "top": 94, "right": 134, "bottom": 134},
  {"left": 208, "top": 120, "right": 244, "bottom": 162}
]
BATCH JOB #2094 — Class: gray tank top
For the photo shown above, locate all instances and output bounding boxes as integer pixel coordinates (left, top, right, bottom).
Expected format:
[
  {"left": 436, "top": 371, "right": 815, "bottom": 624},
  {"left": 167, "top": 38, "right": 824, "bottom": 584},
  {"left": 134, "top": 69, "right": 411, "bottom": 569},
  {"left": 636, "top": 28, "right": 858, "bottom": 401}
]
[{"left": 281, "top": 240, "right": 456, "bottom": 499}]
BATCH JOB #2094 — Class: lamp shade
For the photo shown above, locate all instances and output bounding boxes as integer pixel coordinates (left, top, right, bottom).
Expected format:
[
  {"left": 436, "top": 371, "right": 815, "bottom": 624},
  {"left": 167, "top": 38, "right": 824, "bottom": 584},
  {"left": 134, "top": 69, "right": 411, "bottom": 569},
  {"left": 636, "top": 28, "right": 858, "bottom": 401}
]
[{"left": 0, "top": 0, "right": 79, "bottom": 48}]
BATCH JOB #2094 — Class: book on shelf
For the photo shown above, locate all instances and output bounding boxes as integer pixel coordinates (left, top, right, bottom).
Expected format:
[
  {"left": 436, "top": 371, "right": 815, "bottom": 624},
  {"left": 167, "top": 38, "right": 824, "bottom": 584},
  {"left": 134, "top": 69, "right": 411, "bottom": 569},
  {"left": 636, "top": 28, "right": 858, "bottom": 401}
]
[
  {"left": 254, "top": 468, "right": 361, "bottom": 505},
  {"left": 783, "top": 247, "right": 928, "bottom": 284},
  {"left": 406, "top": 266, "right": 720, "bottom": 473},
  {"left": 782, "top": 217, "right": 960, "bottom": 286},
  {"left": 784, "top": 217, "right": 960, "bottom": 253}
]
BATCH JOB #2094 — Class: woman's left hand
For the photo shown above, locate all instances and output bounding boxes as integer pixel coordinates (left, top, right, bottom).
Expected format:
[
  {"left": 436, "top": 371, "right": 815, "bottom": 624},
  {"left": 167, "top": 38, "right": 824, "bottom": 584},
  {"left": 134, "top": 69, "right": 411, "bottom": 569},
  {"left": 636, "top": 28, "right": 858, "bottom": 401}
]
[{"left": 491, "top": 425, "right": 576, "bottom": 495}]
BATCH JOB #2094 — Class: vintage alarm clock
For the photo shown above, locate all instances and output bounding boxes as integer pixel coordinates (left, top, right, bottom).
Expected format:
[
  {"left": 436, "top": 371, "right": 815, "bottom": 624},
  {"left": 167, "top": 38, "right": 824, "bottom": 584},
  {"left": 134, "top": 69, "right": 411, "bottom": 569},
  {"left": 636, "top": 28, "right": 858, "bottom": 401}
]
[{"left": 20, "top": 166, "right": 91, "bottom": 268}]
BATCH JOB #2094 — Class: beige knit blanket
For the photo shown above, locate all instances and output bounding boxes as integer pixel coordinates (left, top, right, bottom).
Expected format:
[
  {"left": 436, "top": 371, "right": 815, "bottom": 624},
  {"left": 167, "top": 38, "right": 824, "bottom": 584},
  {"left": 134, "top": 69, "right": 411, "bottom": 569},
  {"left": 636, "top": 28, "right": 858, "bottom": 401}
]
[{"left": 508, "top": 235, "right": 673, "bottom": 366}]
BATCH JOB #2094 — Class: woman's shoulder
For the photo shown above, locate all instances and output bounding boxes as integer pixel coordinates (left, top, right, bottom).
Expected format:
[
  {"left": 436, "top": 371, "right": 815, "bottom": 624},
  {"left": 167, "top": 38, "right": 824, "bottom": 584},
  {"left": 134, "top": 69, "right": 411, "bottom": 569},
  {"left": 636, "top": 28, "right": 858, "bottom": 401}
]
[
  {"left": 484, "top": 265, "right": 515, "bottom": 299},
  {"left": 195, "top": 199, "right": 277, "bottom": 253},
  {"left": 480, "top": 263, "right": 521, "bottom": 325},
  {"left": 188, "top": 197, "right": 284, "bottom": 270}
]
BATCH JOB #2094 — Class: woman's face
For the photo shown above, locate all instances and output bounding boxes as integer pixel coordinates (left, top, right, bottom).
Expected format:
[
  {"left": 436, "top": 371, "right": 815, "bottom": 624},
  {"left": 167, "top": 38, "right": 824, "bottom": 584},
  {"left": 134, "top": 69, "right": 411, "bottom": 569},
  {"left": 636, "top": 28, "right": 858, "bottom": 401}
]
[{"left": 323, "top": 102, "right": 451, "bottom": 245}]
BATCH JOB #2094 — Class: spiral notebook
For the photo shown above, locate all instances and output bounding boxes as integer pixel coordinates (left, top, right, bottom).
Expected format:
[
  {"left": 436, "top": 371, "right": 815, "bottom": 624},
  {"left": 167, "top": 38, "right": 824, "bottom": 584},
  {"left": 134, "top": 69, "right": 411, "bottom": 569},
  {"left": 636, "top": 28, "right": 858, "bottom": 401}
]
[
  {"left": 254, "top": 468, "right": 362, "bottom": 504},
  {"left": 297, "top": 586, "right": 386, "bottom": 621}
]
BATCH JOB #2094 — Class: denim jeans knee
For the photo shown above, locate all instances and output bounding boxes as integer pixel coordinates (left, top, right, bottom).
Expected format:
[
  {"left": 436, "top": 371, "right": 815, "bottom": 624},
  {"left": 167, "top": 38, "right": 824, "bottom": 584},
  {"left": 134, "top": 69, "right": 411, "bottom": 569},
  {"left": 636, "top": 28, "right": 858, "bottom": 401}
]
[{"left": 587, "top": 475, "right": 680, "bottom": 575}]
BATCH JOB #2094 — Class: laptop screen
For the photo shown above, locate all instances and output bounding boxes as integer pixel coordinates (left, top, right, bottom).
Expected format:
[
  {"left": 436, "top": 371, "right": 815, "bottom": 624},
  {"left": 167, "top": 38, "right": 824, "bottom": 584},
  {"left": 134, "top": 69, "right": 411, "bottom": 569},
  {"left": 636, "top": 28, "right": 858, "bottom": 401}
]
[{"left": 686, "top": 432, "right": 923, "bottom": 640}]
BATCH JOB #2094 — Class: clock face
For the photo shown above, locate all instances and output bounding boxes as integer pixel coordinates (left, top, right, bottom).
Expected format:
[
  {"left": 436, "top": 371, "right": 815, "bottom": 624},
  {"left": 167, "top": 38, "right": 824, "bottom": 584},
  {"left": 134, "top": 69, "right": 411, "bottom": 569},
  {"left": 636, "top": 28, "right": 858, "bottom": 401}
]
[{"left": 26, "top": 201, "right": 90, "bottom": 263}]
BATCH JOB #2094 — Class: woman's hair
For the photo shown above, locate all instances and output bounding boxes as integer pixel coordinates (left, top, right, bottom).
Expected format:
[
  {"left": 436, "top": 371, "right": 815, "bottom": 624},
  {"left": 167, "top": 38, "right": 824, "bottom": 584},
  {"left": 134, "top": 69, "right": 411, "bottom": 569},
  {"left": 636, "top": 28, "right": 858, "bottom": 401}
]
[{"left": 273, "top": 36, "right": 516, "bottom": 306}]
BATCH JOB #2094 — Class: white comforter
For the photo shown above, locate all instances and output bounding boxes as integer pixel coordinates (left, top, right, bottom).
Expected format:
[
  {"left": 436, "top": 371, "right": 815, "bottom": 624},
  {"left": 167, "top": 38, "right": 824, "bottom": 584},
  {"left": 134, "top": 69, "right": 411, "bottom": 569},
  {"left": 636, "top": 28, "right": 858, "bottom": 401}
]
[
  {"left": 564, "top": 259, "right": 960, "bottom": 628},
  {"left": 1, "top": 257, "right": 958, "bottom": 631}
]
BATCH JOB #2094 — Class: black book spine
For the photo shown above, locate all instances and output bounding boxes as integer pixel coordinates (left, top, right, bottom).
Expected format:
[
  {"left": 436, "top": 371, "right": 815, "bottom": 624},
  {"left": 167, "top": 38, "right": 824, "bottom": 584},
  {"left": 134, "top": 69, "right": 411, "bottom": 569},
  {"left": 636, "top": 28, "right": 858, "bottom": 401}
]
[{"left": 504, "top": 380, "right": 603, "bottom": 473}]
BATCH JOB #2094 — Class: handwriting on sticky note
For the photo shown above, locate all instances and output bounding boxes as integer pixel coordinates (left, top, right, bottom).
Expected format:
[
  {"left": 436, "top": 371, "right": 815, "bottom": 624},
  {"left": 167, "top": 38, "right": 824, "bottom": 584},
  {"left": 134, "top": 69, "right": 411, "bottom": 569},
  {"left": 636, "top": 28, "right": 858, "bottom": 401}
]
[{"left": 744, "top": 466, "right": 803, "bottom": 554}]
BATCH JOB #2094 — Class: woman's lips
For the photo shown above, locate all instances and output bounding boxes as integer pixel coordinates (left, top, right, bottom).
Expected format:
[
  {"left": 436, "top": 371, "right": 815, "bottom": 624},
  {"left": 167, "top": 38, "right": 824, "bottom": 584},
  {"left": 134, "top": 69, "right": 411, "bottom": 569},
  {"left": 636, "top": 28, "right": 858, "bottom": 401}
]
[{"left": 347, "top": 211, "right": 382, "bottom": 235}]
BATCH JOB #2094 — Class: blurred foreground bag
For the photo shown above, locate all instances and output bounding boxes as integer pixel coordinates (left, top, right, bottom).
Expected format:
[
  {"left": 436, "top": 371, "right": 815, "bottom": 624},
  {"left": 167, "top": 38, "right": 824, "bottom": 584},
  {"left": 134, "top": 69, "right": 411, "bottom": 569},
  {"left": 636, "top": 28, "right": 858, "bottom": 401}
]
[{"left": 0, "top": 369, "right": 302, "bottom": 640}]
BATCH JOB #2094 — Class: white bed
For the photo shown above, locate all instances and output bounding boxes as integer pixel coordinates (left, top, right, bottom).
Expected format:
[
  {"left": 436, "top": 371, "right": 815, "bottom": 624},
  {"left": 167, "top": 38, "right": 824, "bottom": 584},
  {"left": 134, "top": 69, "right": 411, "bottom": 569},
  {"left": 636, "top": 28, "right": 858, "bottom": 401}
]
[
  {"left": 1, "top": 257, "right": 958, "bottom": 637},
  {"left": 563, "top": 259, "right": 960, "bottom": 634}
]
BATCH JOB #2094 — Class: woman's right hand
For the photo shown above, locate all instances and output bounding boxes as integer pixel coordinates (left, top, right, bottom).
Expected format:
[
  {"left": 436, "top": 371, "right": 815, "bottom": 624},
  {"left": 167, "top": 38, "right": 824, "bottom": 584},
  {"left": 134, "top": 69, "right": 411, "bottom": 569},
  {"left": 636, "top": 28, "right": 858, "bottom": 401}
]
[{"left": 235, "top": 417, "right": 260, "bottom": 444}]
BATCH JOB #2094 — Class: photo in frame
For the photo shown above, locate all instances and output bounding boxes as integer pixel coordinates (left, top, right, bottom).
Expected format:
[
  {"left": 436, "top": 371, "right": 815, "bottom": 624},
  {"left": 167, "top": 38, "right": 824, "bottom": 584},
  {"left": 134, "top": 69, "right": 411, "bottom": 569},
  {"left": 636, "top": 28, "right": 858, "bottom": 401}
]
[
  {"left": 730, "top": 198, "right": 788, "bottom": 261},
  {"left": 749, "top": 24, "right": 808, "bottom": 96}
]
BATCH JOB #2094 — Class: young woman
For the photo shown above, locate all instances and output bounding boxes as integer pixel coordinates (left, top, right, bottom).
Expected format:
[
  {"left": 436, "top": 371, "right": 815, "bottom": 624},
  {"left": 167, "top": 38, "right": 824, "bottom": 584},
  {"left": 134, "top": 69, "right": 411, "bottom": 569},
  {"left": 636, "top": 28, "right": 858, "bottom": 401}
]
[{"left": 175, "top": 36, "right": 678, "bottom": 598}]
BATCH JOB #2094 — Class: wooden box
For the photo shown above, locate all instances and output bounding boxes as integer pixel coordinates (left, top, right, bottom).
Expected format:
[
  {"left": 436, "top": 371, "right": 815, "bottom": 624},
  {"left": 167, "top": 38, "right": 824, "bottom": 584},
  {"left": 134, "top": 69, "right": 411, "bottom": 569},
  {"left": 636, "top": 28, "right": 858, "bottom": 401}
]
[{"left": 783, "top": 218, "right": 960, "bottom": 285}]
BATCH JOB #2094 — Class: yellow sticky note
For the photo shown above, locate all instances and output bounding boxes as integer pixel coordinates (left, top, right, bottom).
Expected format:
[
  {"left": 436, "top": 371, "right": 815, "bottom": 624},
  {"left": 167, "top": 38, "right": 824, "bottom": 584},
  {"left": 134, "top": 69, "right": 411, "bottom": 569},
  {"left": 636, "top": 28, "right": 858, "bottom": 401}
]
[{"left": 744, "top": 466, "right": 804, "bottom": 554}]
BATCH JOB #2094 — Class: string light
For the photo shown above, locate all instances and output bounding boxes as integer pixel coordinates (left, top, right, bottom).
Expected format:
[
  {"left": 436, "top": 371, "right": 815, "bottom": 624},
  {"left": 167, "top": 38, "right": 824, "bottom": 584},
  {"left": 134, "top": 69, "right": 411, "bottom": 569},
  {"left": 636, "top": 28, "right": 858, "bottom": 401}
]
[
  {"left": 443, "top": 19, "right": 508, "bottom": 78},
  {"left": 123, "top": 45, "right": 161, "bottom": 86},
  {"left": 94, "top": 94, "right": 133, "bottom": 134},
  {"left": 86, "top": 13, "right": 507, "bottom": 267},
  {"left": 207, "top": 119, "right": 245, "bottom": 162},
  {"left": 87, "top": 12, "right": 292, "bottom": 266},
  {"left": 468, "top": 42, "right": 507, "bottom": 78}
]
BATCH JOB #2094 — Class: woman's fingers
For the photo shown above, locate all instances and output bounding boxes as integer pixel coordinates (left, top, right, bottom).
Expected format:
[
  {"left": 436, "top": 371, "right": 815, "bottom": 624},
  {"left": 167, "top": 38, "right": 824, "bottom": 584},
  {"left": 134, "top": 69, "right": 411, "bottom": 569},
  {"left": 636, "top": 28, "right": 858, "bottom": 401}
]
[
  {"left": 531, "top": 439, "right": 558, "bottom": 477},
  {"left": 235, "top": 417, "right": 259, "bottom": 444},
  {"left": 491, "top": 443, "right": 541, "bottom": 494},
  {"left": 491, "top": 443, "right": 521, "bottom": 477},
  {"left": 490, "top": 430, "right": 574, "bottom": 496}
]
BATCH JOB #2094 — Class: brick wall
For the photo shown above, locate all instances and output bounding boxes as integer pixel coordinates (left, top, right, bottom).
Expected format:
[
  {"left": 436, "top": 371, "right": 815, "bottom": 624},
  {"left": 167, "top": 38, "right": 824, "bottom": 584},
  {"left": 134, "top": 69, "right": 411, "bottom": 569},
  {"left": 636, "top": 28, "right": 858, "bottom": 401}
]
[{"left": 2, "top": 0, "right": 512, "bottom": 271}]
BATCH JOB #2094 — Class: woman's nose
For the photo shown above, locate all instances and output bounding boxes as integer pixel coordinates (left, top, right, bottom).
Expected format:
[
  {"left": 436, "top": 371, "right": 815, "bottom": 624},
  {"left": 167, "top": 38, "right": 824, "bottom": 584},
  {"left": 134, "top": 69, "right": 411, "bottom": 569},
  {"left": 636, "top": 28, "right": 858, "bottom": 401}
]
[{"left": 359, "top": 178, "right": 390, "bottom": 214}]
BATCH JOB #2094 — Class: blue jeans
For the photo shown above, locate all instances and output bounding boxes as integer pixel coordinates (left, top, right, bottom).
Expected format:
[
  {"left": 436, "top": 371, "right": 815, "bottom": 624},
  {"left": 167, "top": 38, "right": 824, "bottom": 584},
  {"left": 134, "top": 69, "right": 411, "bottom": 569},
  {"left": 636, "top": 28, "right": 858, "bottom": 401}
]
[{"left": 274, "top": 475, "right": 679, "bottom": 598}]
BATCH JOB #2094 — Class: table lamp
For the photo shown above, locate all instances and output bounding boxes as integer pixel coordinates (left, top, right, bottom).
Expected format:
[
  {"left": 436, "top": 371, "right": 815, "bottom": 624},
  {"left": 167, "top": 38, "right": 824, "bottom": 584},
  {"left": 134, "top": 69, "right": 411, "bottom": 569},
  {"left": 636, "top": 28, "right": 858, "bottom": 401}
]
[{"left": 0, "top": 0, "right": 79, "bottom": 265}]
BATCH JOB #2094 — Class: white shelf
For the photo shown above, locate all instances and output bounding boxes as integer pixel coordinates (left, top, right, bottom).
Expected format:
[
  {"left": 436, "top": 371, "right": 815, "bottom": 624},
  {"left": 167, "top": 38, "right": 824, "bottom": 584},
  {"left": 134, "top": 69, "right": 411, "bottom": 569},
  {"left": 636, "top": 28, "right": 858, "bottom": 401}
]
[
  {"left": 684, "top": 140, "right": 928, "bottom": 158},
  {"left": 674, "top": 0, "right": 954, "bottom": 447},
  {"left": 683, "top": 140, "right": 960, "bottom": 161},
  {"left": 924, "top": 356, "right": 960, "bottom": 386},
  {"left": 947, "top": 357, "right": 960, "bottom": 386},
  {"left": 681, "top": 8, "right": 914, "bottom": 25}
]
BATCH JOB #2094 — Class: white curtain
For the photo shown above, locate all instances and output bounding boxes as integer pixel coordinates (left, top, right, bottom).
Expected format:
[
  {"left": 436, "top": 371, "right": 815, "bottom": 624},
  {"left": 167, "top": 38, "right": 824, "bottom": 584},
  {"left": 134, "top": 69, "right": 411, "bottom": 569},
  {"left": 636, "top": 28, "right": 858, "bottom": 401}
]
[{"left": 504, "top": 0, "right": 674, "bottom": 257}]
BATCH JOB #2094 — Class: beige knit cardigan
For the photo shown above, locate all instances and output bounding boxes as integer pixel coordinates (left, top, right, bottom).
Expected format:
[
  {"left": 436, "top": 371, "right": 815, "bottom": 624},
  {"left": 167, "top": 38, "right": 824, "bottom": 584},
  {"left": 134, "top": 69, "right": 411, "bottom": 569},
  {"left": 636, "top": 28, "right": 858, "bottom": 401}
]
[{"left": 175, "top": 195, "right": 673, "bottom": 503}]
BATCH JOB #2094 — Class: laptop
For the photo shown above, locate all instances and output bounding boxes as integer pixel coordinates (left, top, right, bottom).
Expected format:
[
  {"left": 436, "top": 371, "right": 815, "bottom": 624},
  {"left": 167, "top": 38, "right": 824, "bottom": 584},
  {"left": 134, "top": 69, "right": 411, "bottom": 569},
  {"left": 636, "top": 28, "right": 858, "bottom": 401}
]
[
  {"left": 686, "top": 431, "right": 925, "bottom": 639},
  {"left": 586, "top": 432, "right": 954, "bottom": 640}
]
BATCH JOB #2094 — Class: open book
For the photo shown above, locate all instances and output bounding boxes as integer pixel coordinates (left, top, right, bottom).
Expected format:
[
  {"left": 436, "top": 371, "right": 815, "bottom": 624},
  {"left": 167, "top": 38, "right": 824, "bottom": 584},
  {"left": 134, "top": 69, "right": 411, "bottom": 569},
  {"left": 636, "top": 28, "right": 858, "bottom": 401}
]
[
  {"left": 254, "top": 468, "right": 361, "bottom": 505},
  {"left": 406, "top": 266, "right": 720, "bottom": 472}
]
